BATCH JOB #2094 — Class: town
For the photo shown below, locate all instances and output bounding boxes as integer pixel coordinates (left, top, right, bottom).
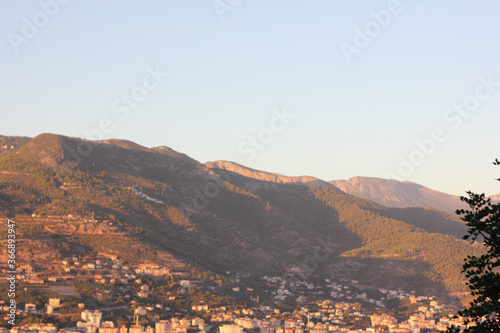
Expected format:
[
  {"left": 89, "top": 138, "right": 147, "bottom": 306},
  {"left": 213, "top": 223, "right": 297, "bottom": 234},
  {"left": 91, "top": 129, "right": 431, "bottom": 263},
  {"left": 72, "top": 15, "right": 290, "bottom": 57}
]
[{"left": 1, "top": 252, "right": 468, "bottom": 333}]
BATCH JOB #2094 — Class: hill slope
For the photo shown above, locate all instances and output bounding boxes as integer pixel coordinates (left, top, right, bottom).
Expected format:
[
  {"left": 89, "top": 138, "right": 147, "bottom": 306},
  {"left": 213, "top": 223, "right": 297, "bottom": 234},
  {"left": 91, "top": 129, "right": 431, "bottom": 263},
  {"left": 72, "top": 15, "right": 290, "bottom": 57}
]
[
  {"left": 207, "top": 167, "right": 477, "bottom": 299},
  {"left": 0, "top": 135, "right": 31, "bottom": 155}
]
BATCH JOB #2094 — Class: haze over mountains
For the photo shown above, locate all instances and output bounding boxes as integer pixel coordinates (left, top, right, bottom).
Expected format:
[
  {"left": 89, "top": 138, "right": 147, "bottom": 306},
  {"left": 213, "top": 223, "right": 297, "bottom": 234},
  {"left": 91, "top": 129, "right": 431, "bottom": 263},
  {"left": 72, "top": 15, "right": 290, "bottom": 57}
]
[{"left": 0, "top": 134, "right": 486, "bottom": 305}]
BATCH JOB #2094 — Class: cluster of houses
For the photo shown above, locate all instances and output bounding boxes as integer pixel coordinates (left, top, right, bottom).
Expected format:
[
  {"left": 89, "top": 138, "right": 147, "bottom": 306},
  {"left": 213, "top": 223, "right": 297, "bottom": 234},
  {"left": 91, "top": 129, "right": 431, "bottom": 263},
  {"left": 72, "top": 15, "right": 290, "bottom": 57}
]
[
  {"left": 0, "top": 257, "right": 469, "bottom": 333},
  {"left": 0, "top": 324, "right": 58, "bottom": 333},
  {"left": 74, "top": 310, "right": 211, "bottom": 333},
  {"left": 8, "top": 255, "right": 173, "bottom": 288},
  {"left": 1, "top": 295, "right": 468, "bottom": 333},
  {"left": 368, "top": 301, "right": 467, "bottom": 332},
  {"left": 262, "top": 275, "right": 431, "bottom": 310}
]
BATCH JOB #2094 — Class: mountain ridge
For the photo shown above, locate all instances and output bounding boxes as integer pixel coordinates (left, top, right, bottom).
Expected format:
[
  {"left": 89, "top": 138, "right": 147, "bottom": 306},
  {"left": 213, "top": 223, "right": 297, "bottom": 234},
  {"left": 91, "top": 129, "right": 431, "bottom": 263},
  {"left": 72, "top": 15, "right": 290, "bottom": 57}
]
[
  {"left": 205, "top": 160, "right": 472, "bottom": 213},
  {"left": 3, "top": 135, "right": 494, "bottom": 207},
  {"left": 329, "top": 176, "right": 468, "bottom": 213},
  {"left": 0, "top": 133, "right": 485, "bottom": 305},
  {"left": 205, "top": 160, "right": 338, "bottom": 189}
]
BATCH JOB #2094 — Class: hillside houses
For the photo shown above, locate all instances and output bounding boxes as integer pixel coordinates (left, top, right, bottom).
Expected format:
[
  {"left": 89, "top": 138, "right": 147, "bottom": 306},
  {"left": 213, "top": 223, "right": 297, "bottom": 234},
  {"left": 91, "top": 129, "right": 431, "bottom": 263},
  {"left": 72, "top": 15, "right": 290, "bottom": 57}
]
[
  {"left": 0, "top": 253, "right": 464, "bottom": 333},
  {"left": 0, "top": 295, "right": 464, "bottom": 333}
]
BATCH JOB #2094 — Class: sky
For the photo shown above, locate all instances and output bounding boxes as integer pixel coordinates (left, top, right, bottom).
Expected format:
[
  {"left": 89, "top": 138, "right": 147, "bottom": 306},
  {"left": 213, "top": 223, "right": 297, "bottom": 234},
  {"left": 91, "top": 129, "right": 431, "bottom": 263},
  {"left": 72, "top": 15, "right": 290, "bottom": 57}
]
[{"left": 1, "top": 0, "right": 500, "bottom": 196}]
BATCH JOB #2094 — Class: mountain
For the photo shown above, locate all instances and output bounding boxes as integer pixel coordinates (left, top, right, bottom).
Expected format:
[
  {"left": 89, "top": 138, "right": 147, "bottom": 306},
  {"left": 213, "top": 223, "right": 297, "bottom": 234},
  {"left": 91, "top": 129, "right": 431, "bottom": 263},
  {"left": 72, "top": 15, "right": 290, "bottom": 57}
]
[
  {"left": 206, "top": 162, "right": 469, "bottom": 239},
  {"left": 489, "top": 192, "right": 500, "bottom": 202},
  {"left": 0, "top": 134, "right": 332, "bottom": 274},
  {"left": 330, "top": 176, "right": 467, "bottom": 213},
  {"left": 0, "top": 134, "right": 483, "bottom": 305},
  {"left": 205, "top": 162, "right": 471, "bottom": 214},
  {"left": 206, "top": 167, "right": 476, "bottom": 300}
]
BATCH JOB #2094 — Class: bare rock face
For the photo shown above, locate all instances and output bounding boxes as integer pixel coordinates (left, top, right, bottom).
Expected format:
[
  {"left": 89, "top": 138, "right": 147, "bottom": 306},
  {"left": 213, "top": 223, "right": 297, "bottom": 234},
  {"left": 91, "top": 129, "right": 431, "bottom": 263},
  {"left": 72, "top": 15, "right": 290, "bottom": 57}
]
[{"left": 205, "top": 160, "right": 335, "bottom": 188}]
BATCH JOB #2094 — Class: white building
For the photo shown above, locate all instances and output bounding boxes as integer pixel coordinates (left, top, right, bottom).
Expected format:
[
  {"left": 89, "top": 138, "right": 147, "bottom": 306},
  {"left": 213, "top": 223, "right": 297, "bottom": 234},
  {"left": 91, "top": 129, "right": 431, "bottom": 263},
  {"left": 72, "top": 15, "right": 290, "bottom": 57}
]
[
  {"left": 82, "top": 310, "right": 103, "bottom": 328},
  {"left": 156, "top": 321, "right": 173, "bottom": 333},
  {"left": 49, "top": 298, "right": 61, "bottom": 307},
  {"left": 219, "top": 324, "right": 243, "bottom": 333}
]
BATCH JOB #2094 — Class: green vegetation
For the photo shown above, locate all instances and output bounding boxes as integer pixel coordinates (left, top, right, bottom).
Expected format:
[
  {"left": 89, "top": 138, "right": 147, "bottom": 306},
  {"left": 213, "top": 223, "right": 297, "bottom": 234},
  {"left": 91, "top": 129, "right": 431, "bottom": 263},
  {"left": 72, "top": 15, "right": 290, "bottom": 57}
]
[
  {"left": 379, "top": 206, "right": 468, "bottom": 239},
  {"left": 0, "top": 135, "right": 31, "bottom": 152},
  {"left": 74, "top": 234, "right": 158, "bottom": 263},
  {"left": 308, "top": 186, "right": 482, "bottom": 297},
  {"left": 448, "top": 159, "right": 500, "bottom": 332}
]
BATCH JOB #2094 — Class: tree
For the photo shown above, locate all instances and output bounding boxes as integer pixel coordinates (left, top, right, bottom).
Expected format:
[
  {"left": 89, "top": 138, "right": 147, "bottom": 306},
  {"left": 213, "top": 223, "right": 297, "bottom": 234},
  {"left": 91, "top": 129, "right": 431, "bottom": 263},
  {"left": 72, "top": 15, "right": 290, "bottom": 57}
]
[
  {"left": 448, "top": 159, "right": 500, "bottom": 332},
  {"left": 352, "top": 302, "right": 362, "bottom": 312}
]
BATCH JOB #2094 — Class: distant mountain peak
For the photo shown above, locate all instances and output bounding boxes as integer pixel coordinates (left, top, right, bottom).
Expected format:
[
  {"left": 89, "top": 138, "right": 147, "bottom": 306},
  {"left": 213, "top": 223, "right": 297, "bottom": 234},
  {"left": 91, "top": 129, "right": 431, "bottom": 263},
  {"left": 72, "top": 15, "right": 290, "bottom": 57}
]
[
  {"left": 96, "top": 138, "right": 150, "bottom": 152},
  {"left": 152, "top": 146, "right": 199, "bottom": 165},
  {"left": 330, "top": 176, "right": 466, "bottom": 213}
]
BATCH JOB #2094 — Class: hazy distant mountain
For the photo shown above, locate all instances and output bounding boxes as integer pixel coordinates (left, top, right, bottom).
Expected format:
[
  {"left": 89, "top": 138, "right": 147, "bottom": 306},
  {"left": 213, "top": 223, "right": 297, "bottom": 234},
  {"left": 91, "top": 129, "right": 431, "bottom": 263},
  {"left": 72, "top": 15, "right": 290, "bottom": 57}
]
[
  {"left": 206, "top": 162, "right": 472, "bottom": 214},
  {"left": 330, "top": 176, "right": 468, "bottom": 213},
  {"left": 489, "top": 192, "right": 500, "bottom": 202},
  {"left": 0, "top": 134, "right": 483, "bottom": 304}
]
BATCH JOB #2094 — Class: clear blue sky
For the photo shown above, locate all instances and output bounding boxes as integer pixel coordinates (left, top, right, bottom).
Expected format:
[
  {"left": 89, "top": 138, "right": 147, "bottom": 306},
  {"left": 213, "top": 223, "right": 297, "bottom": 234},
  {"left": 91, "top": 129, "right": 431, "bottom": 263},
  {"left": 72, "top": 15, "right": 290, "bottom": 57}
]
[{"left": 1, "top": 0, "right": 499, "bottom": 196}]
